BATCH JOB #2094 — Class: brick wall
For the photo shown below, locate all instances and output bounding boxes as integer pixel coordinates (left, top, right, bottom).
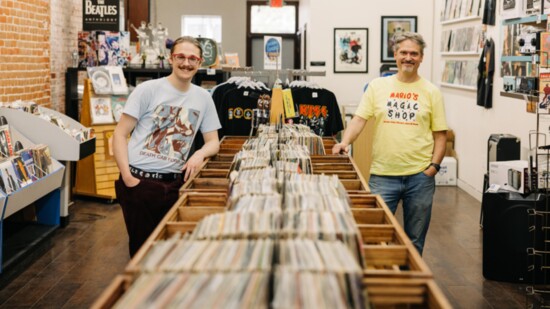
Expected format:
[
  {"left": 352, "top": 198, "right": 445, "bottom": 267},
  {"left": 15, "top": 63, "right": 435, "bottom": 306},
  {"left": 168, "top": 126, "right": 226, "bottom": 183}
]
[
  {"left": 0, "top": 0, "right": 51, "bottom": 106},
  {"left": 0, "top": 1, "right": 82, "bottom": 112},
  {"left": 50, "top": 0, "right": 82, "bottom": 113}
]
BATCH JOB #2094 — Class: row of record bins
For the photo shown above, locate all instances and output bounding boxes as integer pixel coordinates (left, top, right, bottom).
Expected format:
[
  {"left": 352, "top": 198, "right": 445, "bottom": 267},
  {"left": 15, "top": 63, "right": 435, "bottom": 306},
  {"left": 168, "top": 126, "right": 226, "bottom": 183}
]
[{"left": 92, "top": 136, "right": 452, "bottom": 309}]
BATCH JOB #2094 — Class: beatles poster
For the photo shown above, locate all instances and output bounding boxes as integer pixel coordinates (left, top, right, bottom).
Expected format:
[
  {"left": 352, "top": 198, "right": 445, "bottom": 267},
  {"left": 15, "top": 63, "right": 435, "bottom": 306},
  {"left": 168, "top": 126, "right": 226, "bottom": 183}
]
[{"left": 83, "top": 0, "right": 119, "bottom": 31}]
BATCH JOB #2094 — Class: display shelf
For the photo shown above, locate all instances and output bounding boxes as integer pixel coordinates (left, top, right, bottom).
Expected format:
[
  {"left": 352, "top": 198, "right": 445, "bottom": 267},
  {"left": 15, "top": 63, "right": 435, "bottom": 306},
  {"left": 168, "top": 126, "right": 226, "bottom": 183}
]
[
  {"left": 500, "top": 55, "right": 533, "bottom": 62},
  {"left": 74, "top": 80, "right": 118, "bottom": 200},
  {"left": 440, "top": 51, "right": 480, "bottom": 56},
  {"left": 440, "top": 82, "right": 477, "bottom": 91},
  {"left": 4, "top": 127, "right": 65, "bottom": 219},
  {"left": 0, "top": 127, "right": 64, "bottom": 273},
  {"left": 440, "top": 15, "right": 481, "bottom": 25},
  {"left": 502, "top": 14, "right": 548, "bottom": 25},
  {"left": 0, "top": 107, "right": 95, "bottom": 221},
  {"left": 0, "top": 107, "right": 95, "bottom": 161},
  {"left": 500, "top": 91, "right": 537, "bottom": 100}
]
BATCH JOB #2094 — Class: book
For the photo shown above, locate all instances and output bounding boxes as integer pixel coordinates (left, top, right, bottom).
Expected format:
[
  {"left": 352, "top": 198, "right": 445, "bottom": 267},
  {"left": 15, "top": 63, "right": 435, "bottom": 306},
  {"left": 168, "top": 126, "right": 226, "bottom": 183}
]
[
  {"left": 107, "top": 66, "right": 129, "bottom": 95},
  {"left": 78, "top": 31, "right": 97, "bottom": 68},
  {"left": 224, "top": 52, "right": 240, "bottom": 67},
  {"left": 17, "top": 148, "right": 38, "bottom": 182},
  {"left": 90, "top": 96, "right": 115, "bottom": 124},
  {"left": 32, "top": 144, "right": 52, "bottom": 178},
  {"left": 539, "top": 70, "right": 550, "bottom": 114},
  {"left": 10, "top": 156, "right": 31, "bottom": 187},
  {"left": 111, "top": 95, "right": 126, "bottom": 122},
  {"left": 0, "top": 159, "right": 20, "bottom": 194},
  {"left": 540, "top": 32, "right": 550, "bottom": 68},
  {"left": 0, "top": 124, "right": 14, "bottom": 158}
]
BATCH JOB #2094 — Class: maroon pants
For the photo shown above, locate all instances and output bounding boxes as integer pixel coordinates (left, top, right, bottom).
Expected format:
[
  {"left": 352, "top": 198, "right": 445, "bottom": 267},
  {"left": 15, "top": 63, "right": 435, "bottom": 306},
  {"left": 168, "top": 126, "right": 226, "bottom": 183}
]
[{"left": 115, "top": 174, "right": 183, "bottom": 257}]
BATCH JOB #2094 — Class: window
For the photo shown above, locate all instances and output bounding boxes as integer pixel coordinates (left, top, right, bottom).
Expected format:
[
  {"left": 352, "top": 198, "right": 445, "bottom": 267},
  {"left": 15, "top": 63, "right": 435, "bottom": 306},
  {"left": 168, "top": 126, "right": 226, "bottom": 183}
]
[
  {"left": 181, "top": 15, "right": 222, "bottom": 43},
  {"left": 250, "top": 5, "right": 296, "bottom": 34}
]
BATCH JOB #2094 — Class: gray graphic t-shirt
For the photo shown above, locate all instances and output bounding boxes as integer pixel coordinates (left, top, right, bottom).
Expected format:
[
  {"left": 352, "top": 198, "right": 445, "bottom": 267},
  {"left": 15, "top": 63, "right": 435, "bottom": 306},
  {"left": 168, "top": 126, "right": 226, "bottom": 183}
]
[{"left": 124, "top": 77, "right": 221, "bottom": 173}]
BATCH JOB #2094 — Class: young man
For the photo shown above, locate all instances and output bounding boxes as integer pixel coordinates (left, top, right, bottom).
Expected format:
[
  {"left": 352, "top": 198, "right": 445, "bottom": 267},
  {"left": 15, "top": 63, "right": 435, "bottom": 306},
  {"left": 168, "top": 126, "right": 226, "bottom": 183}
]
[
  {"left": 333, "top": 32, "right": 448, "bottom": 255},
  {"left": 113, "top": 36, "right": 221, "bottom": 256}
]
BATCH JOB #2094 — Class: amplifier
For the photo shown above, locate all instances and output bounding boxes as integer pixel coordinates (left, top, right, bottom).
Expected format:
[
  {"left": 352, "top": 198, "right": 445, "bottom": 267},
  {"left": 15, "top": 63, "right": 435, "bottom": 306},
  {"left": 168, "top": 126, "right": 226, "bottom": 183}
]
[{"left": 487, "top": 134, "right": 520, "bottom": 172}]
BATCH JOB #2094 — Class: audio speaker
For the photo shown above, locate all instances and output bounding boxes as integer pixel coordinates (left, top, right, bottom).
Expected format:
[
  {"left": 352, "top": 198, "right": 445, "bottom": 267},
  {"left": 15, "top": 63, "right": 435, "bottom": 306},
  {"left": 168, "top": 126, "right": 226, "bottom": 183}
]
[
  {"left": 487, "top": 134, "right": 520, "bottom": 172},
  {"left": 482, "top": 191, "right": 547, "bottom": 283}
]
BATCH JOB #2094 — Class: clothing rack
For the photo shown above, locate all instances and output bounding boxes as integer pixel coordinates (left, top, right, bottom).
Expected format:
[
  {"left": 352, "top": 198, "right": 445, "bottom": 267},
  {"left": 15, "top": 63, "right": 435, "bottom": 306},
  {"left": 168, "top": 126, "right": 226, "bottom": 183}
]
[{"left": 223, "top": 67, "right": 326, "bottom": 88}]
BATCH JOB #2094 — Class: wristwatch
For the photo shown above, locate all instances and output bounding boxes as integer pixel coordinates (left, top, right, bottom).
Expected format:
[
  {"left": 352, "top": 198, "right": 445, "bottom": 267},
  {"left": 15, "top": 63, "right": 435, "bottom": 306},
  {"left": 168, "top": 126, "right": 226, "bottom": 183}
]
[{"left": 428, "top": 162, "right": 441, "bottom": 172}]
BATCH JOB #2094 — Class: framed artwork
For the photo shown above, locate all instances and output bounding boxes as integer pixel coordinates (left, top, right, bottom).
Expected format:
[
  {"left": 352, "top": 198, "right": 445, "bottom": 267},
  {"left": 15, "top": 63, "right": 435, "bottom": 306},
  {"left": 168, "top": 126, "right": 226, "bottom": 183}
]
[
  {"left": 381, "top": 16, "right": 417, "bottom": 62},
  {"left": 333, "top": 28, "right": 368, "bottom": 73}
]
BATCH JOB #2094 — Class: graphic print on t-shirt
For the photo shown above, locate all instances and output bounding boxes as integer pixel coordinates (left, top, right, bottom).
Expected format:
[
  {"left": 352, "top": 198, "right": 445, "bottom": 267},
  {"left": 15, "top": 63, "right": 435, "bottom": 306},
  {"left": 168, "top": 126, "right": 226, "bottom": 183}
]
[
  {"left": 297, "top": 104, "right": 329, "bottom": 136},
  {"left": 142, "top": 104, "right": 199, "bottom": 163},
  {"left": 385, "top": 91, "right": 419, "bottom": 125}
]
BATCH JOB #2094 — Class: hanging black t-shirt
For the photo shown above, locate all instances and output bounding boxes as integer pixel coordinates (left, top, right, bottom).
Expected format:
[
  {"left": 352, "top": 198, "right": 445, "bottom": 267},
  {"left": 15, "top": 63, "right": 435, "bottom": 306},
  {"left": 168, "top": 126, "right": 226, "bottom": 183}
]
[
  {"left": 218, "top": 87, "right": 271, "bottom": 137},
  {"left": 482, "top": 0, "right": 496, "bottom": 26},
  {"left": 211, "top": 82, "right": 238, "bottom": 115},
  {"left": 290, "top": 87, "right": 344, "bottom": 136},
  {"left": 477, "top": 38, "right": 494, "bottom": 108}
]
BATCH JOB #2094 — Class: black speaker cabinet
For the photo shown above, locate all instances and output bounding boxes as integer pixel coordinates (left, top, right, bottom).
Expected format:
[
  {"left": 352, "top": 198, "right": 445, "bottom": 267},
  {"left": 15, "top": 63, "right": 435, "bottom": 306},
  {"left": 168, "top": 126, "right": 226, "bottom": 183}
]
[
  {"left": 487, "top": 134, "right": 520, "bottom": 172},
  {"left": 482, "top": 191, "right": 548, "bottom": 283}
]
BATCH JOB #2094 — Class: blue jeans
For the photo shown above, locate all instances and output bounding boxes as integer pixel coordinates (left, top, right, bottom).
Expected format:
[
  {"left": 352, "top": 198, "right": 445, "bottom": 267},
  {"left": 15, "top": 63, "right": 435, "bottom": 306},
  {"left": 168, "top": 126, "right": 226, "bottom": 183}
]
[{"left": 368, "top": 172, "right": 435, "bottom": 255}]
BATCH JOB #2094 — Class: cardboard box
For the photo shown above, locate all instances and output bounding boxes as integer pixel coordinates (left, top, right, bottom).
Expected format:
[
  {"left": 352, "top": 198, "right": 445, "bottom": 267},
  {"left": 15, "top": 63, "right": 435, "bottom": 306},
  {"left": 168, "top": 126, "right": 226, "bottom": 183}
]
[
  {"left": 435, "top": 156, "right": 457, "bottom": 186},
  {"left": 488, "top": 160, "right": 529, "bottom": 193}
]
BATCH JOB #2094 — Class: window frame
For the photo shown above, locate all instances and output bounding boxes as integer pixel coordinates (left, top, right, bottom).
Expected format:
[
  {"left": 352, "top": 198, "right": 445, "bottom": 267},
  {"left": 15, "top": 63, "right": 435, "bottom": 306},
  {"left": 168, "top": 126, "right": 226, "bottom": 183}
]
[{"left": 246, "top": 1, "right": 299, "bottom": 68}]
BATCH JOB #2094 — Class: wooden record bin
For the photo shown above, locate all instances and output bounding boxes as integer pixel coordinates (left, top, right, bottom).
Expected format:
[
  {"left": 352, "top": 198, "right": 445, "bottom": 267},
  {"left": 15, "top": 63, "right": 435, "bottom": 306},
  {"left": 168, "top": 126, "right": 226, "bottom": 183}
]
[
  {"left": 351, "top": 194, "right": 432, "bottom": 279},
  {"left": 73, "top": 80, "right": 118, "bottom": 200},
  {"left": 92, "top": 135, "right": 452, "bottom": 308},
  {"left": 93, "top": 276, "right": 452, "bottom": 309},
  {"left": 125, "top": 192, "right": 228, "bottom": 274},
  {"left": 364, "top": 278, "right": 452, "bottom": 309}
]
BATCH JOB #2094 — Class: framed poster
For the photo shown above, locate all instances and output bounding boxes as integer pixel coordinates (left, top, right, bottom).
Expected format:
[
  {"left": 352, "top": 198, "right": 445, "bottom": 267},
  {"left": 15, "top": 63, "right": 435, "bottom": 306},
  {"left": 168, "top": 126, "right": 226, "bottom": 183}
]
[
  {"left": 333, "top": 28, "right": 368, "bottom": 73},
  {"left": 381, "top": 16, "right": 417, "bottom": 62}
]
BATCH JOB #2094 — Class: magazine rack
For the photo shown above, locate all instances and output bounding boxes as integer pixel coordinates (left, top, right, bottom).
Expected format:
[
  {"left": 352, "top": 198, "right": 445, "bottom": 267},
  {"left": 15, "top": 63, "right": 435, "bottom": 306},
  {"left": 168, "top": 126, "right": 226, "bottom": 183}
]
[
  {"left": 0, "top": 127, "right": 65, "bottom": 273},
  {"left": 0, "top": 107, "right": 96, "bottom": 223},
  {"left": 73, "top": 79, "right": 118, "bottom": 200}
]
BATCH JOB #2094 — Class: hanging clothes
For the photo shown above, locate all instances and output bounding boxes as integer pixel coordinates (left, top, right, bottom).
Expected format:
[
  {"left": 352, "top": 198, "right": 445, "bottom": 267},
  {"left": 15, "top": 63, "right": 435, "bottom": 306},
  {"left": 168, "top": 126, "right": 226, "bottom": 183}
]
[
  {"left": 289, "top": 86, "right": 344, "bottom": 136},
  {"left": 215, "top": 83, "right": 271, "bottom": 137},
  {"left": 482, "top": 0, "right": 496, "bottom": 26},
  {"left": 477, "top": 38, "right": 495, "bottom": 108}
]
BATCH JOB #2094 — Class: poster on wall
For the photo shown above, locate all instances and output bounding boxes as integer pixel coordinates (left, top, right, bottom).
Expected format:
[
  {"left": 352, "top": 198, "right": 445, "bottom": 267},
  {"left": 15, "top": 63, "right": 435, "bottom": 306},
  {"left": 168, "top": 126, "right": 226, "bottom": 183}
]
[
  {"left": 264, "top": 36, "right": 282, "bottom": 70},
  {"left": 380, "top": 16, "right": 417, "bottom": 62},
  {"left": 333, "top": 28, "right": 368, "bottom": 73},
  {"left": 83, "top": 0, "right": 120, "bottom": 31}
]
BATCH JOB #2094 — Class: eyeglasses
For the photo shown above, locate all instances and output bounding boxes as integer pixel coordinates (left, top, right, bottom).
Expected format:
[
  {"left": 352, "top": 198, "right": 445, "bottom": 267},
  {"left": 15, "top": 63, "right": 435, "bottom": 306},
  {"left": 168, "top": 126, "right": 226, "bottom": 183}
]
[{"left": 172, "top": 53, "right": 202, "bottom": 66}]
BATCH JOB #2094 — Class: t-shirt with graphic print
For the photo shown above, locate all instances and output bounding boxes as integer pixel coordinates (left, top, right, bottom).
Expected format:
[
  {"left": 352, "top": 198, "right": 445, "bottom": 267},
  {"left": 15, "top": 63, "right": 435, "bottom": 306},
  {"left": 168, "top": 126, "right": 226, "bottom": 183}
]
[
  {"left": 290, "top": 87, "right": 343, "bottom": 136},
  {"left": 218, "top": 87, "right": 271, "bottom": 137},
  {"left": 355, "top": 75, "right": 448, "bottom": 176},
  {"left": 123, "top": 77, "right": 221, "bottom": 173}
]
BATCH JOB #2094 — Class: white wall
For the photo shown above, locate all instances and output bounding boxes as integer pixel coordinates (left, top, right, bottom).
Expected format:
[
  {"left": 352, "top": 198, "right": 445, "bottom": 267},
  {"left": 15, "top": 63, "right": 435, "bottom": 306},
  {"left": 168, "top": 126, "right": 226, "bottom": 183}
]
[
  {"left": 302, "top": 0, "right": 436, "bottom": 107},
  {"left": 154, "top": 0, "right": 247, "bottom": 60},
  {"left": 433, "top": 0, "right": 537, "bottom": 200},
  {"left": 154, "top": 0, "right": 529, "bottom": 202}
]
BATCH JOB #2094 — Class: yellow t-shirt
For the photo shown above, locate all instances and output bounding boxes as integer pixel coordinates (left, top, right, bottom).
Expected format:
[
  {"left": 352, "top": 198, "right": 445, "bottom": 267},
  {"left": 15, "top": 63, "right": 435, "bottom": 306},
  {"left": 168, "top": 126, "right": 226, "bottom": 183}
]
[{"left": 355, "top": 75, "right": 448, "bottom": 176}]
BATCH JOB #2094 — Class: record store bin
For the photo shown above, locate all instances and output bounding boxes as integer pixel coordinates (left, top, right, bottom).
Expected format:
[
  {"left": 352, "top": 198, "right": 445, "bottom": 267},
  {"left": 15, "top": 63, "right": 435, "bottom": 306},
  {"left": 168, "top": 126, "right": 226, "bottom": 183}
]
[{"left": 92, "top": 135, "right": 452, "bottom": 309}]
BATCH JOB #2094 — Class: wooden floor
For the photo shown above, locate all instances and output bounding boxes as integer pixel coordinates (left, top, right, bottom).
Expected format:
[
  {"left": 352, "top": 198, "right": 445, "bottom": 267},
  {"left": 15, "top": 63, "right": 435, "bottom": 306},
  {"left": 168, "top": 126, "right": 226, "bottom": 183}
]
[{"left": 0, "top": 187, "right": 538, "bottom": 308}]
